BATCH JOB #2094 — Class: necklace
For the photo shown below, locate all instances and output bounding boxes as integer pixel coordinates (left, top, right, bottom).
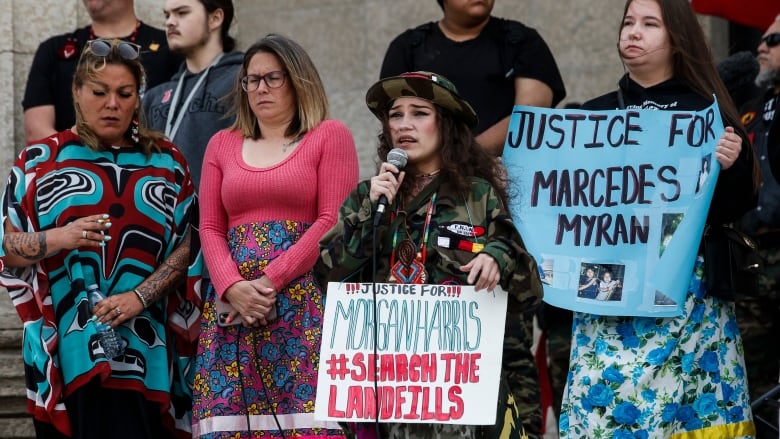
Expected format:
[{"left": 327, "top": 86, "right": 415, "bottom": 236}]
[
  {"left": 282, "top": 135, "right": 303, "bottom": 153},
  {"left": 409, "top": 169, "right": 441, "bottom": 198},
  {"left": 388, "top": 191, "right": 437, "bottom": 284},
  {"left": 416, "top": 169, "right": 442, "bottom": 178}
]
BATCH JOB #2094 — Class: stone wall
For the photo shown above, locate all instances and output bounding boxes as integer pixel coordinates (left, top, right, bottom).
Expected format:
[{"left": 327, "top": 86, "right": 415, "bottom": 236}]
[{"left": 0, "top": 1, "right": 727, "bottom": 436}]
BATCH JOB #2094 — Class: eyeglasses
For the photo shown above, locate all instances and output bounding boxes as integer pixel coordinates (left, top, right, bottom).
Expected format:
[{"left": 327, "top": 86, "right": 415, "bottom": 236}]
[
  {"left": 86, "top": 39, "right": 141, "bottom": 60},
  {"left": 240, "top": 71, "right": 288, "bottom": 92},
  {"left": 761, "top": 33, "right": 780, "bottom": 48}
]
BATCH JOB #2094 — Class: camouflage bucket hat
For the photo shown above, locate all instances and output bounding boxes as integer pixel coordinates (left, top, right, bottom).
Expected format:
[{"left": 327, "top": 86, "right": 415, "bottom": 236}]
[{"left": 365, "top": 71, "right": 478, "bottom": 128}]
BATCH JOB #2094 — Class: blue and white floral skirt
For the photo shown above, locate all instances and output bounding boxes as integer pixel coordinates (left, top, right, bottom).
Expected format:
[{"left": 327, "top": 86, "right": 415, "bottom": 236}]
[{"left": 560, "top": 257, "right": 756, "bottom": 438}]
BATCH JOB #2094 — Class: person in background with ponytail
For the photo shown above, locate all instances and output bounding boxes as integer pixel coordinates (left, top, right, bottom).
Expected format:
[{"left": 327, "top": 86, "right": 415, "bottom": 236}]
[{"left": 143, "top": 0, "right": 243, "bottom": 190}]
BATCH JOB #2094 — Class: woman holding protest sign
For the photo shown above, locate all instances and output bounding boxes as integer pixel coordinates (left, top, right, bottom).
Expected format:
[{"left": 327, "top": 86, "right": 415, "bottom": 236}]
[
  {"left": 558, "top": 0, "right": 759, "bottom": 437},
  {"left": 317, "top": 71, "right": 543, "bottom": 439}
]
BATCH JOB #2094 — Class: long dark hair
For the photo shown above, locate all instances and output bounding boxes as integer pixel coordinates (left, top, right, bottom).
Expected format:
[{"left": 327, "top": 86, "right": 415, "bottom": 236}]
[
  {"left": 620, "top": 0, "right": 759, "bottom": 190},
  {"left": 376, "top": 104, "right": 509, "bottom": 206},
  {"left": 200, "top": 0, "right": 236, "bottom": 52}
]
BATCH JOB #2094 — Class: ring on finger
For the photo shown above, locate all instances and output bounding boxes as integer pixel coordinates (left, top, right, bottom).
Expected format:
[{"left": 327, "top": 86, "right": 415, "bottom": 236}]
[
  {"left": 82, "top": 230, "right": 88, "bottom": 239},
  {"left": 114, "top": 308, "right": 122, "bottom": 316}
]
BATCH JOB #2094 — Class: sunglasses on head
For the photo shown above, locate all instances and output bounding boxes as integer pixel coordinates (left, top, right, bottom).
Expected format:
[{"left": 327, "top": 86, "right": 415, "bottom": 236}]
[
  {"left": 86, "top": 39, "right": 141, "bottom": 60},
  {"left": 762, "top": 33, "right": 780, "bottom": 48}
]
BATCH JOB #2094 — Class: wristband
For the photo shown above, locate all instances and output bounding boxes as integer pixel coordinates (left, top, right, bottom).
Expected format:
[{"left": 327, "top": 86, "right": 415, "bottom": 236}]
[{"left": 133, "top": 288, "right": 149, "bottom": 308}]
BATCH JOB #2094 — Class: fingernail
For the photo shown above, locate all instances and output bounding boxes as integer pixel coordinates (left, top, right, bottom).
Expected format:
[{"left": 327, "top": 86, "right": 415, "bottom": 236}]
[
  {"left": 99, "top": 241, "right": 106, "bottom": 247},
  {"left": 103, "top": 235, "right": 111, "bottom": 241},
  {"left": 102, "top": 214, "right": 109, "bottom": 219},
  {"left": 104, "top": 222, "right": 112, "bottom": 228}
]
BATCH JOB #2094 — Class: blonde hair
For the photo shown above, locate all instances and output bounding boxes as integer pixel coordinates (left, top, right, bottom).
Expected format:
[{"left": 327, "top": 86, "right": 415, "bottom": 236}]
[
  {"left": 72, "top": 39, "right": 164, "bottom": 154},
  {"left": 230, "top": 33, "right": 329, "bottom": 139}
]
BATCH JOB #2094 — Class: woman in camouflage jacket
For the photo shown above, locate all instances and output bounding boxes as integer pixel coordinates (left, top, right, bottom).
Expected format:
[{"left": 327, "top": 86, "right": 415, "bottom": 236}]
[{"left": 318, "top": 71, "right": 543, "bottom": 439}]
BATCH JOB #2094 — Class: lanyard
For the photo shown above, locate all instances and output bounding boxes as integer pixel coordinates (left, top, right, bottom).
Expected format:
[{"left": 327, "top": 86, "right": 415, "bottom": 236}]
[{"left": 164, "top": 53, "right": 224, "bottom": 141}]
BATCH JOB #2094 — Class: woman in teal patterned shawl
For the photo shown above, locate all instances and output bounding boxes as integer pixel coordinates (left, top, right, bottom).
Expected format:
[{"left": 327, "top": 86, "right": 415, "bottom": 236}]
[{"left": 1, "top": 39, "right": 202, "bottom": 438}]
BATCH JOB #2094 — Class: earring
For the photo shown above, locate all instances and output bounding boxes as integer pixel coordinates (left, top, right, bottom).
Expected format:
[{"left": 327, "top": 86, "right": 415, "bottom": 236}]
[{"left": 131, "top": 116, "right": 140, "bottom": 144}]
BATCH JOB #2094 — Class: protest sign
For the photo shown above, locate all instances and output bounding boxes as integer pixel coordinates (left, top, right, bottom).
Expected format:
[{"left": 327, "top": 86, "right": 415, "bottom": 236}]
[
  {"left": 314, "top": 282, "right": 507, "bottom": 425},
  {"left": 503, "top": 102, "right": 722, "bottom": 316}
]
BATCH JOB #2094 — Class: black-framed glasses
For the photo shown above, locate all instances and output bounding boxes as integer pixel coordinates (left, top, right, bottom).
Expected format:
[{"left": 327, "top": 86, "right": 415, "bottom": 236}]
[
  {"left": 240, "top": 71, "right": 288, "bottom": 92},
  {"left": 761, "top": 33, "right": 780, "bottom": 48},
  {"left": 86, "top": 39, "right": 141, "bottom": 60}
]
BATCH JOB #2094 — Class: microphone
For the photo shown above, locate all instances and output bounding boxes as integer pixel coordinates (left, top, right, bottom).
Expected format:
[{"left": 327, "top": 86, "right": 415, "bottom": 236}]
[{"left": 373, "top": 148, "right": 408, "bottom": 227}]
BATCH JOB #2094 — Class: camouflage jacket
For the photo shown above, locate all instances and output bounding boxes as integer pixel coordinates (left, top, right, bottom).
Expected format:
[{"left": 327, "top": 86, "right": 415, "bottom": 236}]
[{"left": 318, "top": 174, "right": 542, "bottom": 313}]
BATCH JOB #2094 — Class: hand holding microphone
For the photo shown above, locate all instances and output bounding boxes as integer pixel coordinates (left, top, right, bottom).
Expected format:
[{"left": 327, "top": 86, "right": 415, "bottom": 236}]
[{"left": 371, "top": 148, "right": 408, "bottom": 227}]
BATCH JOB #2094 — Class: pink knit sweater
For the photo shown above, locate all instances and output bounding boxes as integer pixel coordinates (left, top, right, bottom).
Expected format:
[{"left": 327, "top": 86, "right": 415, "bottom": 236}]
[{"left": 199, "top": 119, "right": 359, "bottom": 296}]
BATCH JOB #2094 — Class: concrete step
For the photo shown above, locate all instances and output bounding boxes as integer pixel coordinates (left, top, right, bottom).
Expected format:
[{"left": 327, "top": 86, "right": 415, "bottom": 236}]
[{"left": 0, "top": 417, "right": 34, "bottom": 438}]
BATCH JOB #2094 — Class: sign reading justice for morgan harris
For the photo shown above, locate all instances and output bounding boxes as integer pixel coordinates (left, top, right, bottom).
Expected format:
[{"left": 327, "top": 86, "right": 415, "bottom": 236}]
[{"left": 314, "top": 282, "right": 508, "bottom": 425}]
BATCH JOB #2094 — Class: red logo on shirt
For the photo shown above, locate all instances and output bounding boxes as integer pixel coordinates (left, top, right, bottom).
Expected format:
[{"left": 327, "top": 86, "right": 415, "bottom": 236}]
[
  {"left": 162, "top": 89, "right": 172, "bottom": 104},
  {"left": 58, "top": 38, "right": 78, "bottom": 60}
]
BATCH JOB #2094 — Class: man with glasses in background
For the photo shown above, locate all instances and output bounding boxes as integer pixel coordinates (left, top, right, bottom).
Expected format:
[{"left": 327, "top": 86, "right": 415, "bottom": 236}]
[
  {"left": 737, "top": 14, "right": 780, "bottom": 438},
  {"left": 22, "top": 0, "right": 180, "bottom": 144},
  {"left": 142, "top": 0, "right": 242, "bottom": 191}
]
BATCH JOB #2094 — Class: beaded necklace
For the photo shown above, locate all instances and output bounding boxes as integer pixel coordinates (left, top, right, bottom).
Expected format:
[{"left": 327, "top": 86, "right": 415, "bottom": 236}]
[{"left": 388, "top": 191, "right": 437, "bottom": 284}]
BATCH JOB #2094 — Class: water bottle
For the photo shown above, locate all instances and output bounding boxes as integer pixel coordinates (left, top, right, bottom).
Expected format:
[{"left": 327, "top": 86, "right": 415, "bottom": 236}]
[{"left": 86, "top": 284, "right": 125, "bottom": 359}]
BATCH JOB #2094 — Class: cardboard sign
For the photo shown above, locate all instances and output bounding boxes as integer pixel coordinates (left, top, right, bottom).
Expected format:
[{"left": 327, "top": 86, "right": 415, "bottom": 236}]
[
  {"left": 503, "top": 101, "right": 722, "bottom": 316},
  {"left": 315, "top": 282, "right": 507, "bottom": 425}
]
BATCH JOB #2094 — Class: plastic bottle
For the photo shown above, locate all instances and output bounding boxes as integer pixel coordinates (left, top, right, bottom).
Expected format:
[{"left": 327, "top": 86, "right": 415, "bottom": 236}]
[{"left": 86, "top": 284, "right": 125, "bottom": 359}]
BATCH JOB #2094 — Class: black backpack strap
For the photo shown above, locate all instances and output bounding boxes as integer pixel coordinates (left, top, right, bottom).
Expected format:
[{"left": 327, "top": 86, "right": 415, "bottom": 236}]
[
  {"left": 502, "top": 19, "right": 527, "bottom": 46},
  {"left": 497, "top": 18, "right": 528, "bottom": 78},
  {"left": 406, "top": 22, "right": 435, "bottom": 68}
]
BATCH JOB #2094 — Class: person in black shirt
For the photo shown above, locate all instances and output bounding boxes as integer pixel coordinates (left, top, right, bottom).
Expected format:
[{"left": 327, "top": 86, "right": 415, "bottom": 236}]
[
  {"left": 22, "top": 0, "right": 181, "bottom": 143},
  {"left": 380, "top": 0, "right": 566, "bottom": 156},
  {"left": 736, "top": 15, "right": 780, "bottom": 437}
]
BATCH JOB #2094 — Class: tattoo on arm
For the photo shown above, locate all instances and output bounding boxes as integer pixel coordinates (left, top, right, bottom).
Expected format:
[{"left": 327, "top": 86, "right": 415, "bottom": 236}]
[
  {"left": 3, "top": 232, "right": 48, "bottom": 261},
  {"left": 135, "top": 232, "right": 191, "bottom": 306}
]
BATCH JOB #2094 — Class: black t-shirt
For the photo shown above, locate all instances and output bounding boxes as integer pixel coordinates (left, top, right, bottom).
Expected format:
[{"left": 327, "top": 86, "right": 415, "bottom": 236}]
[
  {"left": 22, "top": 22, "right": 182, "bottom": 136},
  {"left": 380, "top": 17, "right": 566, "bottom": 135},
  {"left": 740, "top": 89, "right": 780, "bottom": 178}
]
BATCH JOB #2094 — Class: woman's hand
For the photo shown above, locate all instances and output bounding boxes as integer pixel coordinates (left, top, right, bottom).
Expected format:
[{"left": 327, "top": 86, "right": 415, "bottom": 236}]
[
  {"left": 57, "top": 213, "right": 112, "bottom": 250},
  {"left": 91, "top": 290, "right": 145, "bottom": 328},
  {"left": 715, "top": 126, "right": 742, "bottom": 170},
  {"left": 223, "top": 278, "right": 277, "bottom": 327},
  {"left": 369, "top": 162, "right": 405, "bottom": 204},
  {"left": 3, "top": 214, "right": 112, "bottom": 267},
  {"left": 459, "top": 253, "right": 501, "bottom": 292}
]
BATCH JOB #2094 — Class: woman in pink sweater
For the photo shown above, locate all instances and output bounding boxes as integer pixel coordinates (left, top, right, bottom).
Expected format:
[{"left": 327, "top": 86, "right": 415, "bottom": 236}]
[{"left": 192, "top": 33, "right": 359, "bottom": 438}]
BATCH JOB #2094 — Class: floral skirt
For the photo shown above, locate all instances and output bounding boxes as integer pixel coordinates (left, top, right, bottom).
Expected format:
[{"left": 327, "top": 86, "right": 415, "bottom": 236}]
[
  {"left": 560, "top": 257, "right": 756, "bottom": 438},
  {"left": 192, "top": 220, "right": 345, "bottom": 439}
]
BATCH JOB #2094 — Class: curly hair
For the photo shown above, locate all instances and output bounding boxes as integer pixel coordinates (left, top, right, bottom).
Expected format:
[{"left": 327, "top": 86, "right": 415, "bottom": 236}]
[{"left": 375, "top": 104, "right": 509, "bottom": 205}]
